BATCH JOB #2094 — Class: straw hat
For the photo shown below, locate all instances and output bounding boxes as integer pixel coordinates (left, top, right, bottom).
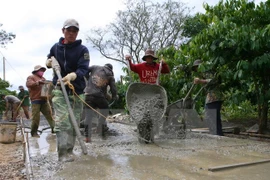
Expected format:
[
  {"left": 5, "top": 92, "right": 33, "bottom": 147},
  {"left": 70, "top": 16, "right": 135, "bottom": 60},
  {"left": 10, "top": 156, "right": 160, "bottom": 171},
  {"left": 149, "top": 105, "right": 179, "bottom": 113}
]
[
  {"left": 142, "top": 49, "right": 158, "bottom": 61},
  {"left": 32, "top": 65, "right": 46, "bottom": 74}
]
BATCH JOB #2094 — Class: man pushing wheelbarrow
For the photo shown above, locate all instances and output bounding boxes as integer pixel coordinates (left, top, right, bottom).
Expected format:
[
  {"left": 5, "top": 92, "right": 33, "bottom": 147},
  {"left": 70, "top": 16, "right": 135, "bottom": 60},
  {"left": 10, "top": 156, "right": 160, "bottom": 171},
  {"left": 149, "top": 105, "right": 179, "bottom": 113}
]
[{"left": 125, "top": 49, "right": 170, "bottom": 143}]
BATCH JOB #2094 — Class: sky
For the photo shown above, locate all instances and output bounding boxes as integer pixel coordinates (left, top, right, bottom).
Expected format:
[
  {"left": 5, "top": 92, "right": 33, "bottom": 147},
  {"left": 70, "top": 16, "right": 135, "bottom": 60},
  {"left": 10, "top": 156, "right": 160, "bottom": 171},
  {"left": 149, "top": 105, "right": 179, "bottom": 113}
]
[{"left": 0, "top": 0, "right": 264, "bottom": 92}]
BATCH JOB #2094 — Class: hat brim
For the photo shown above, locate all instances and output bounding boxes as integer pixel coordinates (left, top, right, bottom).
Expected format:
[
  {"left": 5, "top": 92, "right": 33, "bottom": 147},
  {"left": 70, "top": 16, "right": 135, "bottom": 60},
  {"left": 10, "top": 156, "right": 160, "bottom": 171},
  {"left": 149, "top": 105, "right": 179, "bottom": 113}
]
[
  {"left": 142, "top": 55, "right": 158, "bottom": 61},
  {"left": 32, "top": 67, "right": 46, "bottom": 74},
  {"left": 64, "top": 25, "right": 79, "bottom": 30}
]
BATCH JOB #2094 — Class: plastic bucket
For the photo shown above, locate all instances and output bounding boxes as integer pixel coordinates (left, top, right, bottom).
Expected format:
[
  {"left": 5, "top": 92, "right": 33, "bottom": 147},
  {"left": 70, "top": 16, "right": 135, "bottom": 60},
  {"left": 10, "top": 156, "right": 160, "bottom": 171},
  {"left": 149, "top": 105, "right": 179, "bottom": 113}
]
[
  {"left": 0, "top": 122, "right": 17, "bottom": 144},
  {"left": 41, "top": 80, "right": 53, "bottom": 98}
]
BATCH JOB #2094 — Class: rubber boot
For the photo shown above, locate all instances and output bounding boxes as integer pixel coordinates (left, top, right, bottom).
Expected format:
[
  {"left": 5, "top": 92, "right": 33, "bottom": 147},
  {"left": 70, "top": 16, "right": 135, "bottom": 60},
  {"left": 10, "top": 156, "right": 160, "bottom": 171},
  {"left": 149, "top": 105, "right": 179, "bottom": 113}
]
[
  {"left": 66, "top": 130, "right": 76, "bottom": 156},
  {"left": 57, "top": 131, "right": 74, "bottom": 162}
]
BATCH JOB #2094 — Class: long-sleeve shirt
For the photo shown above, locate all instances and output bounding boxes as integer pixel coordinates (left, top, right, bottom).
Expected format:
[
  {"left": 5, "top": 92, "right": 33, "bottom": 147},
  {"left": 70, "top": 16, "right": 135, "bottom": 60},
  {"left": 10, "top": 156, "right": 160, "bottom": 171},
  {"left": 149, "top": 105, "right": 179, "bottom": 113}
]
[{"left": 26, "top": 74, "right": 46, "bottom": 102}]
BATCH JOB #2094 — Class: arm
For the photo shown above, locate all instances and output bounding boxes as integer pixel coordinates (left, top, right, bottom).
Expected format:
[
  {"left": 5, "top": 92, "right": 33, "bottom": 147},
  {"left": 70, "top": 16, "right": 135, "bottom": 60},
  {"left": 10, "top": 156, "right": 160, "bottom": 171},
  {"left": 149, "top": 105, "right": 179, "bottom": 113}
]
[
  {"left": 108, "top": 77, "right": 118, "bottom": 101},
  {"left": 26, "top": 75, "right": 42, "bottom": 88},
  {"left": 75, "top": 47, "right": 90, "bottom": 79},
  {"left": 17, "top": 92, "right": 23, "bottom": 100},
  {"left": 125, "top": 54, "right": 138, "bottom": 72},
  {"left": 194, "top": 78, "right": 211, "bottom": 84},
  {"left": 160, "top": 60, "right": 170, "bottom": 74},
  {"left": 24, "top": 91, "right": 30, "bottom": 98}
]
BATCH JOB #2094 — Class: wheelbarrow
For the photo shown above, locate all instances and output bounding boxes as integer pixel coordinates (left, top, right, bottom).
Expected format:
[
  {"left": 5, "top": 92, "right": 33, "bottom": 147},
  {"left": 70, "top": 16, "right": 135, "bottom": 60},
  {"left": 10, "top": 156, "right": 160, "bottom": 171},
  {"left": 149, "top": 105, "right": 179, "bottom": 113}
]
[
  {"left": 162, "top": 84, "right": 205, "bottom": 139},
  {"left": 126, "top": 82, "right": 167, "bottom": 143}
]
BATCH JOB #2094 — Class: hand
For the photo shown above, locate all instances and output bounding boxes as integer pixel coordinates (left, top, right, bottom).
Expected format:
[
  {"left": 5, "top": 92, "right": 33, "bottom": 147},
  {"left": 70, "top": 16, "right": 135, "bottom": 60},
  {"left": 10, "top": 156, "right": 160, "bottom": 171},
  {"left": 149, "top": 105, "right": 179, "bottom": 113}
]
[
  {"left": 38, "top": 80, "right": 46, "bottom": 84},
  {"left": 61, "top": 72, "right": 77, "bottom": 85},
  {"left": 194, "top": 78, "right": 200, "bottom": 84},
  {"left": 106, "top": 93, "right": 112, "bottom": 101},
  {"left": 46, "top": 58, "right": 52, "bottom": 68},
  {"left": 125, "top": 55, "right": 131, "bottom": 61}
]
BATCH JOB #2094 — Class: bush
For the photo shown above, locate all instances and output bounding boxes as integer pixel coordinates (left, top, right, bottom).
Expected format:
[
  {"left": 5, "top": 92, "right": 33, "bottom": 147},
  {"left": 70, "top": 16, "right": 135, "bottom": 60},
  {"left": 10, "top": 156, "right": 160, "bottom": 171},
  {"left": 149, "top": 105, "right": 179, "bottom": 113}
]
[{"left": 222, "top": 100, "right": 257, "bottom": 121}]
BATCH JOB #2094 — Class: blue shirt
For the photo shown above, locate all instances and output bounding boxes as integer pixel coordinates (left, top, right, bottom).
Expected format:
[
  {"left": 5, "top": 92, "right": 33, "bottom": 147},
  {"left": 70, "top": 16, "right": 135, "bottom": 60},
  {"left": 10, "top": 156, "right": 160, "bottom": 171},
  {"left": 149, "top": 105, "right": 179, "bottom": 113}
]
[{"left": 48, "top": 37, "right": 90, "bottom": 95}]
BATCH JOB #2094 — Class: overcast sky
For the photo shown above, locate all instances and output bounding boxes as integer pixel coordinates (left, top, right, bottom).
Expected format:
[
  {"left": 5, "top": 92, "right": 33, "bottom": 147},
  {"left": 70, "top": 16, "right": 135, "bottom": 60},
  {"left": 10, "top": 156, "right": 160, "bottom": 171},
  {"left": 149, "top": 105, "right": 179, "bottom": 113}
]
[{"left": 0, "top": 0, "right": 264, "bottom": 92}]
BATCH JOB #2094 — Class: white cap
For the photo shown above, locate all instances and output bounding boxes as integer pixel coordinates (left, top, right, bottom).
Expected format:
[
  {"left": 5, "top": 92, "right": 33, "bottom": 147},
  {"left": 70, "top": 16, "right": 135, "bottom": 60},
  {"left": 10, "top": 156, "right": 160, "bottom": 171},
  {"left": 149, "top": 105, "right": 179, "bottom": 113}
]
[{"left": 63, "top": 19, "right": 79, "bottom": 30}]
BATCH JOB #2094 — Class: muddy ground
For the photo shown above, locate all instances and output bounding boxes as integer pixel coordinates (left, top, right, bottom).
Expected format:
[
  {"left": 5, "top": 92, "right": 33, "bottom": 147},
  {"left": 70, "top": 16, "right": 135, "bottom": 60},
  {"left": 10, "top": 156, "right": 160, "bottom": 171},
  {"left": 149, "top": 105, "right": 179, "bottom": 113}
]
[
  {"left": 0, "top": 130, "right": 26, "bottom": 180},
  {"left": 1, "top": 115, "right": 270, "bottom": 180}
]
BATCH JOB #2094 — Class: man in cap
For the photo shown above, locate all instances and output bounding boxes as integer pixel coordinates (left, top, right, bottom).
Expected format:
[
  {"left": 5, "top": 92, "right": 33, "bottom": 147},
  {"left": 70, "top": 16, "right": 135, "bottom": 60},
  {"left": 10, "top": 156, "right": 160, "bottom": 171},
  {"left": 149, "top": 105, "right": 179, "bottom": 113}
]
[
  {"left": 26, "top": 65, "right": 55, "bottom": 138},
  {"left": 125, "top": 49, "right": 170, "bottom": 84},
  {"left": 83, "top": 63, "right": 118, "bottom": 143},
  {"left": 192, "top": 59, "right": 224, "bottom": 136},
  {"left": 46, "top": 18, "right": 90, "bottom": 162},
  {"left": 1, "top": 94, "right": 21, "bottom": 122},
  {"left": 17, "top": 85, "right": 31, "bottom": 120}
]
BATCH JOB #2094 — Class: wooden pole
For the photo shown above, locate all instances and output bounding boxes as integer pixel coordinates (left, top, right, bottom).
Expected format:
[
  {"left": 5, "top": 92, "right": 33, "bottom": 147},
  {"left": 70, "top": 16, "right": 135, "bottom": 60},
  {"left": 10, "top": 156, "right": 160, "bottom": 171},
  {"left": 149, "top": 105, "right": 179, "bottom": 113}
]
[
  {"left": 3, "top": 57, "right": 6, "bottom": 81},
  {"left": 208, "top": 159, "right": 270, "bottom": 172}
]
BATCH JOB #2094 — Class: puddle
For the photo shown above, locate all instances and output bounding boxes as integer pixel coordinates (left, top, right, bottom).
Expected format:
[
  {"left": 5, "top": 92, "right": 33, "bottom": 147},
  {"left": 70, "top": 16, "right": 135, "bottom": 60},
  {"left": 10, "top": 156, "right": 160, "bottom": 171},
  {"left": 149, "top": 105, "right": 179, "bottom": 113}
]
[
  {"left": 28, "top": 130, "right": 56, "bottom": 156},
  {"left": 27, "top": 123, "right": 270, "bottom": 180}
]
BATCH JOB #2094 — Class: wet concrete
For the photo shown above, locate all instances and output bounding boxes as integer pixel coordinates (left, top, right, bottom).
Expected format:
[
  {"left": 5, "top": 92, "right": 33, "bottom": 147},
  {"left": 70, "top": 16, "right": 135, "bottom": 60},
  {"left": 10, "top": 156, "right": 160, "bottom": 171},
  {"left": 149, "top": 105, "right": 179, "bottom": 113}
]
[{"left": 27, "top": 123, "right": 270, "bottom": 180}]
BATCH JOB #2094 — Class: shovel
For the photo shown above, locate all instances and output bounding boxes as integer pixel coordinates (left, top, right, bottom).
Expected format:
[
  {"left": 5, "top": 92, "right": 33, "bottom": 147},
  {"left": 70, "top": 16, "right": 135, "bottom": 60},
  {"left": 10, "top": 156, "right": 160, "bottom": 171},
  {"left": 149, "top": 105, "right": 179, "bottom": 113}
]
[{"left": 51, "top": 57, "right": 87, "bottom": 155}]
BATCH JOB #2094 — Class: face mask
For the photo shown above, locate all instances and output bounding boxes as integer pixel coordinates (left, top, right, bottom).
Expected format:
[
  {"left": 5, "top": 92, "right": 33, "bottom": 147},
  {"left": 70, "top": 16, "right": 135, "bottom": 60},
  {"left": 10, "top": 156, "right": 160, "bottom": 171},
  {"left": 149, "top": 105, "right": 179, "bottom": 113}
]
[{"left": 36, "top": 71, "right": 44, "bottom": 77}]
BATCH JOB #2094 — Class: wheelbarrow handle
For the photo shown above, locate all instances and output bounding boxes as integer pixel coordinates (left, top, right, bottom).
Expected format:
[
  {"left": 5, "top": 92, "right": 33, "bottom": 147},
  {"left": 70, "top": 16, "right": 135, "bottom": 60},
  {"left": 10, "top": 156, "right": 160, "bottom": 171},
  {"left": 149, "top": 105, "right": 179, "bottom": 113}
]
[
  {"left": 183, "top": 83, "right": 195, "bottom": 101},
  {"left": 156, "top": 60, "right": 163, "bottom": 85}
]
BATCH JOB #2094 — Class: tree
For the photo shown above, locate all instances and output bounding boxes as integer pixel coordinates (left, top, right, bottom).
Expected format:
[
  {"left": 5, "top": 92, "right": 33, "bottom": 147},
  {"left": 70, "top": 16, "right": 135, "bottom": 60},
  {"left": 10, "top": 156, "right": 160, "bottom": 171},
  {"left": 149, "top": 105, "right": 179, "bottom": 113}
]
[
  {"left": 179, "top": 0, "right": 270, "bottom": 133},
  {"left": 181, "top": 13, "right": 208, "bottom": 39},
  {"left": 86, "top": 0, "right": 191, "bottom": 66},
  {"left": 0, "top": 23, "right": 16, "bottom": 48}
]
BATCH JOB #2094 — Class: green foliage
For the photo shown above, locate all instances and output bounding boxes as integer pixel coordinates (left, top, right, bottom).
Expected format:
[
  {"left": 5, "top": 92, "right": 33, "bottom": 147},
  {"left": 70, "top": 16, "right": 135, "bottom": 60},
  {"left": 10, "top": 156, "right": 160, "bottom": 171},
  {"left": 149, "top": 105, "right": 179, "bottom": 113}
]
[
  {"left": 176, "top": 0, "right": 270, "bottom": 130},
  {"left": 222, "top": 100, "right": 257, "bottom": 121},
  {"left": 110, "top": 81, "right": 130, "bottom": 113},
  {"left": 182, "top": 13, "right": 208, "bottom": 39}
]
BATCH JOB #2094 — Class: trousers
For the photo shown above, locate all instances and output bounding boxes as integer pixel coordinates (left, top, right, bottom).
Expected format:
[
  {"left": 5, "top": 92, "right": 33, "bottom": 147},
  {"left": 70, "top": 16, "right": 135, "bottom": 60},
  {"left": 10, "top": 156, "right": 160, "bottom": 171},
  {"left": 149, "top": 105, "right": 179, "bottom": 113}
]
[{"left": 205, "top": 101, "right": 223, "bottom": 136}]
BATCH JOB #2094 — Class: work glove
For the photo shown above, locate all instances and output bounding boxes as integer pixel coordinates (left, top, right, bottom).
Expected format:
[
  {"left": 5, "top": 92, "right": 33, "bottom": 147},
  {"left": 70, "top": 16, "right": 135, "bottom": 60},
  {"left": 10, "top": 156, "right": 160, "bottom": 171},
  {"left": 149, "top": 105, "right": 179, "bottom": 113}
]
[
  {"left": 46, "top": 58, "right": 52, "bottom": 68},
  {"left": 61, "top": 72, "right": 77, "bottom": 85}
]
